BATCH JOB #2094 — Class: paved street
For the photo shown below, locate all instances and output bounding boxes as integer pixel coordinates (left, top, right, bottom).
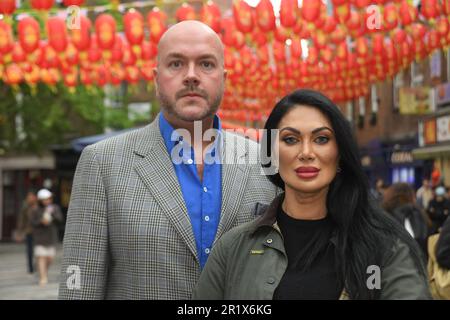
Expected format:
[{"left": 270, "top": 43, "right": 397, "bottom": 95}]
[{"left": 0, "top": 242, "right": 62, "bottom": 300}]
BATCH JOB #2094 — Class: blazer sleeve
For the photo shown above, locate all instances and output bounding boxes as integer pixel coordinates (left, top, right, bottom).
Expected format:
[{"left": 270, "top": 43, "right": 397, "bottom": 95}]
[{"left": 58, "top": 145, "right": 109, "bottom": 300}]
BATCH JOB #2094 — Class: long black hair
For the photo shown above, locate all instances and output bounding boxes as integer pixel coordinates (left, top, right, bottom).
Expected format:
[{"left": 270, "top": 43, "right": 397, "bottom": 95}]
[{"left": 261, "top": 89, "right": 427, "bottom": 299}]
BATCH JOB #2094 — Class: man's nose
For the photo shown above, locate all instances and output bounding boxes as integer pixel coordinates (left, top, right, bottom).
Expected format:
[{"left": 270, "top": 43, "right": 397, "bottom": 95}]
[{"left": 183, "top": 63, "right": 200, "bottom": 87}]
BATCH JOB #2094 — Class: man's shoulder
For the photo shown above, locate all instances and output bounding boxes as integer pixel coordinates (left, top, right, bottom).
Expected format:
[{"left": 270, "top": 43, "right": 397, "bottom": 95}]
[{"left": 84, "top": 123, "right": 157, "bottom": 155}]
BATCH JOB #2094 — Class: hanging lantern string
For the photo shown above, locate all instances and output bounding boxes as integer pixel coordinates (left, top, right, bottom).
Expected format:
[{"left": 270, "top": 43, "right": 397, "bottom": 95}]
[{"left": 1, "top": 0, "right": 203, "bottom": 17}]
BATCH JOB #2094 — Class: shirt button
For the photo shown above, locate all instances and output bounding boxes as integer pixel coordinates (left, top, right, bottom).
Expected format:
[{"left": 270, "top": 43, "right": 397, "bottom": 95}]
[
  {"left": 267, "top": 277, "right": 275, "bottom": 285},
  {"left": 205, "top": 248, "right": 210, "bottom": 254},
  {"left": 266, "top": 239, "right": 273, "bottom": 244},
  {"left": 203, "top": 187, "right": 208, "bottom": 192},
  {"left": 204, "top": 216, "right": 210, "bottom": 222},
  {"left": 187, "top": 159, "right": 193, "bottom": 164}
]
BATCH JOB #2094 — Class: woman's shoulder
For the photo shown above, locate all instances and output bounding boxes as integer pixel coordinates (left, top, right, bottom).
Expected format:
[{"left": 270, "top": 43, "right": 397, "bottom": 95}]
[{"left": 217, "top": 217, "right": 269, "bottom": 249}]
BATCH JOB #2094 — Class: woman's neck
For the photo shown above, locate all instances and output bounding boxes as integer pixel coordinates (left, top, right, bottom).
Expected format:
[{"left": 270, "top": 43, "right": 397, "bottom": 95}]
[{"left": 282, "top": 187, "right": 328, "bottom": 220}]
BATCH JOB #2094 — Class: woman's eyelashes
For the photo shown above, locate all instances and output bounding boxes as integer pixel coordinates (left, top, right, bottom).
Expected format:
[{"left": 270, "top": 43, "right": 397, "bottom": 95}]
[{"left": 281, "top": 135, "right": 331, "bottom": 145}]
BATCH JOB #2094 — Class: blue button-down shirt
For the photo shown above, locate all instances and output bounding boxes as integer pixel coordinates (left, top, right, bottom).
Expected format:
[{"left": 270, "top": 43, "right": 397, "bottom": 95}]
[{"left": 159, "top": 113, "right": 222, "bottom": 269}]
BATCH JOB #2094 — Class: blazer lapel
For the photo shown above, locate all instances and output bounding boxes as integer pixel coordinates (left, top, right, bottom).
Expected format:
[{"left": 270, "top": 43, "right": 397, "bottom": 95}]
[
  {"left": 133, "top": 117, "right": 199, "bottom": 264},
  {"left": 214, "top": 132, "right": 251, "bottom": 243}
]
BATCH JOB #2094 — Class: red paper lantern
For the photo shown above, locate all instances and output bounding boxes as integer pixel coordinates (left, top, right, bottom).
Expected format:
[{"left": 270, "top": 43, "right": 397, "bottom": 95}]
[
  {"left": 126, "top": 65, "right": 140, "bottom": 84},
  {"left": 12, "top": 43, "right": 25, "bottom": 64},
  {"left": 233, "top": 0, "right": 254, "bottom": 33},
  {"left": 95, "top": 14, "right": 116, "bottom": 50},
  {"left": 334, "top": 3, "right": 351, "bottom": 24},
  {"left": 18, "top": 17, "right": 40, "bottom": 54},
  {"left": 301, "top": 0, "right": 321, "bottom": 23},
  {"left": 322, "top": 16, "right": 337, "bottom": 33},
  {"left": 383, "top": 4, "right": 398, "bottom": 31},
  {"left": 147, "top": 7, "right": 167, "bottom": 44},
  {"left": 111, "top": 35, "right": 124, "bottom": 62},
  {"left": 392, "top": 28, "right": 407, "bottom": 45},
  {"left": 31, "top": 0, "right": 54, "bottom": 10},
  {"left": 176, "top": 3, "right": 196, "bottom": 22},
  {"left": 201, "top": 1, "right": 221, "bottom": 33},
  {"left": 124, "top": 10, "right": 144, "bottom": 45},
  {"left": 140, "top": 40, "right": 157, "bottom": 60},
  {"left": 436, "top": 17, "right": 449, "bottom": 39},
  {"left": 399, "top": 0, "right": 417, "bottom": 26},
  {"left": 421, "top": 0, "right": 439, "bottom": 20},
  {"left": 255, "top": 0, "right": 275, "bottom": 33},
  {"left": 47, "top": 17, "right": 68, "bottom": 52},
  {"left": 141, "top": 61, "right": 155, "bottom": 82},
  {"left": 279, "top": 0, "right": 297, "bottom": 28},
  {"left": 63, "top": 0, "right": 84, "bottom": 6},
  {"left": 0, "top": 0, "right": 15, "bottom": 15},
  {"left": 65, "top": 42, "right": 79, "bottom": 65},
  {"left": 71, "top": 14, "right": 91, "bottom": 51},
  {"left": 352, "top": 0, "right": 371, "bottom": 9},
  {"left": 0, "top": 21, "right": 14, "bottom": 55},
  {"left": 5, "top": 63, "right": 23, "bottom": 85}
]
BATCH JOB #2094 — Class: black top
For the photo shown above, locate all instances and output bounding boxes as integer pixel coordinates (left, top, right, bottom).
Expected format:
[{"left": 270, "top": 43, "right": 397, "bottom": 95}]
[{"left": 273, "top": 205, "right": 342, "bottom": 300}]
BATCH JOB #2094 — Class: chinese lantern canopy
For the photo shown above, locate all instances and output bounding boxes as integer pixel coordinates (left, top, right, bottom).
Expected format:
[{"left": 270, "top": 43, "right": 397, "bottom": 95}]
[
  {"left": 255, "top": 0, "right": 275, "bottom": 33},
  {"left": 147, "top": 7, "right": 167, "bottom": 44},
  {"left": 47, "top": 17, "right": 68, "bottom": 53},
  {"left": 201, "top": 1, "right": 221, "bottom": 33},
  {"left": 18, "top": 17, "right": 40, "bottom": 54},
  {"left": 176, "top": 3, "right": 196, "bottom": 22}
]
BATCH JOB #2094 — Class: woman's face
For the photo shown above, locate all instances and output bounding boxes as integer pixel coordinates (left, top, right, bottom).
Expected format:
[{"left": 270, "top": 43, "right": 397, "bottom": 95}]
[{"left": 276, "top": 105, "right": 339, "bottom": 195}]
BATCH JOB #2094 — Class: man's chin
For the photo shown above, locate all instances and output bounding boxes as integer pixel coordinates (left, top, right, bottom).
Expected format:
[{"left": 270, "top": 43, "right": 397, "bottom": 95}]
[{"left": 175, "top": 106, "right": 213, "bottom": 122}]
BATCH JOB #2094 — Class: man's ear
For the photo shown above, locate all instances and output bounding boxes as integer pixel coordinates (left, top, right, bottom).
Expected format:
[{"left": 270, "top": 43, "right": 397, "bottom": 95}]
[{"left": 153, "top": 67, "right": 158, "bottom": 91}]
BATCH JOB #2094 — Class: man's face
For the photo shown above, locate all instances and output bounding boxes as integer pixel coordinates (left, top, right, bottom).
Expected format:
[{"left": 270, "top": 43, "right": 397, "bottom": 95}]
[{"left": 154, "top": 28, "right": 226, "bottom": 124}]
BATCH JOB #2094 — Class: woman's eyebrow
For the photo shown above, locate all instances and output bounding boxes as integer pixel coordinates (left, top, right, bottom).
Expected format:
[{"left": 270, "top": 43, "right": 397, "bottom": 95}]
[{"left": 279, "top": 126, "right": 334, "bottom": 135}]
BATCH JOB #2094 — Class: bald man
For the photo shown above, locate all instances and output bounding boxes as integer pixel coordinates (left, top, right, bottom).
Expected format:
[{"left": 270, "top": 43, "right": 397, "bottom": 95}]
[{"left": 58, "top": 21, "right": 278, "bottom": 299}]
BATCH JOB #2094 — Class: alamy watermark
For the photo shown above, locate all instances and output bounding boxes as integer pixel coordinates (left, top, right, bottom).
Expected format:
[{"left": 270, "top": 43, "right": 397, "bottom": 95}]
[{"left": 167, "top": 121, "right": 279, "bottom": 175}]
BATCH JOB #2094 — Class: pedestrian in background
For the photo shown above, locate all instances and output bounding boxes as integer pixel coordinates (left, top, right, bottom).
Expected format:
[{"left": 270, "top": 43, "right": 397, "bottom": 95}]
[
  {"left": 383, "top": 183, "right": 430, "bottom": 261},
  {"left": 427, "top": 186, "right": 450, "bottom": 235},
  {"left": 15, "top": 189, "right": 38, "bottom": 274},
  {"left": 31, "top": 189, "right": 64, "bottom": 286},
  {"left": 416, "top": 178, "right": 433, "bottom": 211}
]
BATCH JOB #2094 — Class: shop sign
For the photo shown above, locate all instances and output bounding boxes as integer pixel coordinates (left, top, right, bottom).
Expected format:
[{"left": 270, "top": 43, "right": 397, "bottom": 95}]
[
  {"left": 437, "top": 115, "right": 450, "bottom": 142},
  {"left": 399, "top": 87, "right": 434, "bottom": 115},
  {"left": 435, "top": 82, "right": 450, "bottom": 107},
  {"left": 424, "top": 118, "right": 437, "bottom": 145},
  {"left": 391, "top": 151, "right": 413, "bottom": 164}
]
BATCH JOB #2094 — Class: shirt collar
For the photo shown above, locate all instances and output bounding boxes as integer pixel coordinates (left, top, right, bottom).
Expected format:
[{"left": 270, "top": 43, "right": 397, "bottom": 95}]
[{"left": 159, "top": 113, "right": 223, "bottom": 155}]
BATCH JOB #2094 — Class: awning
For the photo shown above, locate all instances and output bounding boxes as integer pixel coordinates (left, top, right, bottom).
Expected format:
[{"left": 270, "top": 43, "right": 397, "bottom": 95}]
[
  {"left": 412, "top": 144, "right": 450, "bottom": 159},
  {"left": 71, "top": 128, "right": 139, "bottom": 152}
]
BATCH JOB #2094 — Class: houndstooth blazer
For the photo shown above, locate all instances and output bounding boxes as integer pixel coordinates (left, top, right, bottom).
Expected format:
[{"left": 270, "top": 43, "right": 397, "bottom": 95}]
[{"left": 58, "top": 115, "right": 278, "bottom": 300}]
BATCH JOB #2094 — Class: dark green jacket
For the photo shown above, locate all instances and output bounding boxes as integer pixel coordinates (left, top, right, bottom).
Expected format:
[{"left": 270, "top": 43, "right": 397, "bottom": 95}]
[{"left": 193, "top": 196, "right": 432, "bottom": 300}]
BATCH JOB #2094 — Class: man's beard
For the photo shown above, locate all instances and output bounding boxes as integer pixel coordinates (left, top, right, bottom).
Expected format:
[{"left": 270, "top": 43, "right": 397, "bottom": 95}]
[{"left": 157, "top": 84, "right": 223, "bottom": 122}]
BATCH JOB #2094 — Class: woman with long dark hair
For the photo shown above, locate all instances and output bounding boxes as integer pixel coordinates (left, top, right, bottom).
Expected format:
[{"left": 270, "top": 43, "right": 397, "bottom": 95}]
[{"left": 193, "top": 89, "right": 430, "bottom": 299}]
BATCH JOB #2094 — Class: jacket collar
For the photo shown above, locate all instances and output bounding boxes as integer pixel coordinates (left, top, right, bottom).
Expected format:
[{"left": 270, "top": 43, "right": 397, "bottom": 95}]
[{"left": 250, "top": 193, "right": 338, "bottom": 246}]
